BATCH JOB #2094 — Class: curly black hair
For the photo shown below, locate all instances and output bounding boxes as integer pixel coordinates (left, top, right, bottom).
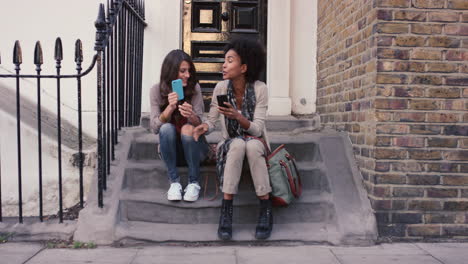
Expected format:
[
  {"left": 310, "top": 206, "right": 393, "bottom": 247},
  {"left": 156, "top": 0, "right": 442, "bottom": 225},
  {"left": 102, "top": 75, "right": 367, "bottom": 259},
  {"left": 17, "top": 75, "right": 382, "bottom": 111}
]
[{"left": 223, "top": 37, "right": 266, "bottom": 83}]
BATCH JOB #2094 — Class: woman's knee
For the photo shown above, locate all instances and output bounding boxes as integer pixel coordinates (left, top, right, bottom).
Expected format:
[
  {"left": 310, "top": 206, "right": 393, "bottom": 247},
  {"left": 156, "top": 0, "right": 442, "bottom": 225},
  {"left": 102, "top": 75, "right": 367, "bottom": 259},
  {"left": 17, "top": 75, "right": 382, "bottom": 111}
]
[
  {"left": 245, "top": 140, "right": 264, "bottom": 158},
  {"left": 228, "top": 139, "right": 246, "bottom": 155},
  {"left": 181, "top": 124, "right": 194, "bottom": 137},
  {"left": 160, "top": 123, "right": 176, "bottom": 137}
]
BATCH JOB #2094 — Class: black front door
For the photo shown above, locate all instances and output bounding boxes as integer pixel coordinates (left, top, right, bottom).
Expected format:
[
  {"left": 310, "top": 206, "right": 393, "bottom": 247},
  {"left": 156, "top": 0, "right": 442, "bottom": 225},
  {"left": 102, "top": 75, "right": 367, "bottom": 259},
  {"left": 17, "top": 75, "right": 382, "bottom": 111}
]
[{"left": 182, "top": 0, "right": 268, "bottom": 109}]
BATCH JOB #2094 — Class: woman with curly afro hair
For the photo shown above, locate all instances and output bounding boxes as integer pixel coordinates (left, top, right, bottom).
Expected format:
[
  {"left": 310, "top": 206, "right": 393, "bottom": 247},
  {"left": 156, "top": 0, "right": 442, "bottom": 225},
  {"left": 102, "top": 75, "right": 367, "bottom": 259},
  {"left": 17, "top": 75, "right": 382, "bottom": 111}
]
[{"left": 194, "top": 37, "right": 272, "bottom": 240}]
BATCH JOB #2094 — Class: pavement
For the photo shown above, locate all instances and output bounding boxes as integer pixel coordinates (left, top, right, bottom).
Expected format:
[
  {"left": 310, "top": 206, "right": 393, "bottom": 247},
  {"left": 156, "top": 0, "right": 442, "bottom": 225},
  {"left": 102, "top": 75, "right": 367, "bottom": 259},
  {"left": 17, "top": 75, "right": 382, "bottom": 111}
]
[{"left": 1, "top": 242, "right": 468, "bottom": 264}]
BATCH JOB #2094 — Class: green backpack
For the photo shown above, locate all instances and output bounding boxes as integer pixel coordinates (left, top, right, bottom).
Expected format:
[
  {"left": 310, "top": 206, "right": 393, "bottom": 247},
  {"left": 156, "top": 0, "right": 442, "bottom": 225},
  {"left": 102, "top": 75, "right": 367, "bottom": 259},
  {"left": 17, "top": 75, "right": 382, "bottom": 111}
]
[{"left": 266, "top": 144, "right": 302, "bottom": 206}]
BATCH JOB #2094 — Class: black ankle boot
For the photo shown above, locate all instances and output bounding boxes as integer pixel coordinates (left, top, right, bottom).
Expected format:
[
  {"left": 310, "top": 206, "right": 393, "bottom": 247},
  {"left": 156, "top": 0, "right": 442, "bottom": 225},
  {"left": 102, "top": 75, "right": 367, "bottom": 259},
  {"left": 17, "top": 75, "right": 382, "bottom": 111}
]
[
  {"left": 255, "top": 199, "right": 273, "bottom": 240},
  {"left": 218, "top": 199, "right": 233, "bottom": 240}
]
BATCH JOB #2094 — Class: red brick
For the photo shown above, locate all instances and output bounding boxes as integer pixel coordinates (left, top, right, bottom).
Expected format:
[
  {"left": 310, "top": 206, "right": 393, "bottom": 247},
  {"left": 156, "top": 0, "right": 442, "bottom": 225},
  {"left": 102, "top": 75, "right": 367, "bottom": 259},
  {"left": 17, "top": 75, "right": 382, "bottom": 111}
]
[
  {"left": 444, "top": 125, "right": 468, "bottom": 136},
  {"left": 377, "top": 124, "right": 410, "bottom": 134},
  {"left": 443, "top": 100, "right": 466, "bottom": 110},
  {"left": 378, "top": 0, "right": 410, "bottom": 7},
  {"left": 427, "top": 113, "right": 459, "bottom": 123},
  {"left": 375, "top": 148, "right": 407, "bottom": 159},
  {"left": 394, "top": 11, "right": 427, "bottom": 21},
  {"left": 392, "top": 162, "right": 424, "bottom": 172},
  {"left": 446, "top": 50, "right": 468, "bottom": 61},
  {"left": 427, "top": 163, "right": 459, "bottom": 172},
  {"left": 411, "top": 49, "right": 442, "bottom": 60},
  {"left": 425, "top": 213, "right": 457, "bottom": 224},
  {"left": 444, "top": 202, "right": 468, "bottom": 211},
  {"left": 428, "top": 188, "right": 458, "bottom": 198},
  {"left": 444, "top": 151, "right": 468, "bottom": 161},
  {"left": 393, "top": 187, "right": 424, "bottom": 197},
  {"left": 377, "top": 10, "right": 393, "bottom": 21},
  {"left": 374, "top": 98, "right": 408, "bottom": 109},
  {"left": 443, "top": 176, "right": 468, "bottom": 186},
  {"left": 446, "top": 77, "right": 468, "bottom": 86},
  {"left": 393, "top": 137, "right": 425, "bottom": 148},
  {"left": 412, "top": 0, "right": 445, "bottom": 8},
  {"left": 408, "top": 225, "right": 441, "bottom": 237},
  {"left": 376, "top": 136, "right": 392, "bottom": 147},
  {"left": 448, "top": 0, "right": 468, "bottom": 9},
  {"left": 409, "top": 200, "right": 443, "bottom": 211},
  {"left": 377, "top": 36, "right": 393, "bottom": 46},
  {"left": 409, "top": 99, "right": 439, "bottom": 110},
  {"left": 395, "top": 36, "right": 426, "bottom": 46},
  {"left": 427, "top": 37, "right": 460, "bottom": 48},
  {"left": 407, "top": 174, "right": 440, "bottom": 184},
  {"left": 464, "top": 88, "right": 468, "bottom": 97},
  {"left": 411, "top": 24, "right": 443, "bottom": 34},
  {"left": 376, "top": 23, "right": 409, "bottom": 34},
  {"left": 377, "top": 48, "right": 410, "bottom": 59},
  {"left": 409, "top": 150, "right": 442, "bottom": 160},
  {"left": 429, "top": 12, "right": 460, "bottom": 22},
  {"left": 428, "top": 88, "right": 460, "bottom": 98},
  {"left": 427, "top": 63, "right": 458, "bottom": 73},
  {"left": 428, "top": 138, "right": 458, "bottom": 148},
  {"left": 394, "top": 112, "right": 426, "bottom": 122},
  {"left": 376, "top": 111, "right": 393, "bottom": 121},
  {"left": 411, "top": 75, "right": 443, "bottom": 85},
  {"left": 372, "top": 199, "right": 392, "bottom": 210},
  {"left": 394, "top": 86, "right": 425, "bottom": 97},
  {"left": 461, "top": 138, "right": 468, "bottom": 149},
  {"left": 375, "top": 161, "right": 391, "bottom": 171},
  {"left": 446, "top": 25, "right": 468, "bottom": 36},
  {"left": 377, "top": 74, "right": 408, "bottom": 84},
  {"left": 373, "top": 186, "right": 392, "bottom": 197}
]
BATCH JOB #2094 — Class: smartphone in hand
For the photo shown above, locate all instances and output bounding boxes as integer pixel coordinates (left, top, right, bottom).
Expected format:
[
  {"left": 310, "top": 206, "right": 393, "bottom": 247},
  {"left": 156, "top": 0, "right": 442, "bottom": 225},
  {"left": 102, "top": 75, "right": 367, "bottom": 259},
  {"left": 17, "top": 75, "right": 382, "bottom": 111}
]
[
  {"left": 171, "top": 79, "right": 184, "bottom": 101},
  {"left": 217, "top": 94, "right": 229, "bottom": 108}
]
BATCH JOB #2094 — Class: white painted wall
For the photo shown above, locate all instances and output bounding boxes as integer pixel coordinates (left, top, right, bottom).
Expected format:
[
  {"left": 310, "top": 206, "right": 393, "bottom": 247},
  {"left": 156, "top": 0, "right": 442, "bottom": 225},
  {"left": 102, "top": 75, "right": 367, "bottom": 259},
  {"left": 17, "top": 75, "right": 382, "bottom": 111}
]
[
  {"left": 0, "top": 0, "right": 105, "bottom": 138},
  {"left": 140, "top": 0, "right": 182, "bottom": 113},
  {"left": 0, "top": 110, "right": 94, "bottom": 217},
  {"left": 290, "top": 0, "right": 318, "bottom": 114}
]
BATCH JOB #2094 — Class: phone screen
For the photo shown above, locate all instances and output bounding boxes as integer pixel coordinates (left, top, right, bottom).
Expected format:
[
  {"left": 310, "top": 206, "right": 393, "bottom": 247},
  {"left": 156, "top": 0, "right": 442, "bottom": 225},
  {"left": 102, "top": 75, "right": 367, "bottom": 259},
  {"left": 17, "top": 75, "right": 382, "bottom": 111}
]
[
  {"left": 171, "top": 79, "right": 184, "bottom": 101},
  {"left": 217, "top": 95, "right": 228, "bottom": 107}
]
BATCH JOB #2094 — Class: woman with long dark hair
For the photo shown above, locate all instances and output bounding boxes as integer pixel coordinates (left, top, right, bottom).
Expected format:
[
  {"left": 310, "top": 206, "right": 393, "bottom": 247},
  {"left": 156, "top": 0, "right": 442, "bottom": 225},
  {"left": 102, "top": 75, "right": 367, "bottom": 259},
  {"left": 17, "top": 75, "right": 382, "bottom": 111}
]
[
  {"left": 193, "top": 38, "right": 272, "bottom": 240},
  {"left": 150, "top": 49, "right": 208, "bottom": 202}
]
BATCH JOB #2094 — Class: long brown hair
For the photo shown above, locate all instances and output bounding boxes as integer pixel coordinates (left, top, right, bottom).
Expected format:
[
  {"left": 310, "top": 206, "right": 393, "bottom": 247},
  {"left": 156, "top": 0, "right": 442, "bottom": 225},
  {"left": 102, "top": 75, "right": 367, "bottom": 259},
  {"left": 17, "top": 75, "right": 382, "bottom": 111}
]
[{"left": 159, "top": 49, "right": 198, "bottom": 105}]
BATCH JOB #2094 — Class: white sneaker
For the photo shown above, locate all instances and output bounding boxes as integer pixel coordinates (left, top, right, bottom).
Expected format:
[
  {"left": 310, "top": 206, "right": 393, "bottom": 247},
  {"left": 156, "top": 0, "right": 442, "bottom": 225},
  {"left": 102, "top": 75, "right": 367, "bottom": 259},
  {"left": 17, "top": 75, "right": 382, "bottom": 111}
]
[
  {"left": 183, "top": 183, "right": 201, "bottom": 202},
  {"left": 167, "top": 183, "right": 182, "bottom": 201}
]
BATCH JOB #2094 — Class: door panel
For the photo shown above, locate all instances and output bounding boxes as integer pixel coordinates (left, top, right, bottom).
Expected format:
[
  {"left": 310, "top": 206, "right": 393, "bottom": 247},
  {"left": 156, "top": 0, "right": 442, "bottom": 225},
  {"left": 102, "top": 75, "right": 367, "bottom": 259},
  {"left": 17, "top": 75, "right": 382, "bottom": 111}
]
[{"left": 183, "top": 0, "right": 267, "bottom": 110}]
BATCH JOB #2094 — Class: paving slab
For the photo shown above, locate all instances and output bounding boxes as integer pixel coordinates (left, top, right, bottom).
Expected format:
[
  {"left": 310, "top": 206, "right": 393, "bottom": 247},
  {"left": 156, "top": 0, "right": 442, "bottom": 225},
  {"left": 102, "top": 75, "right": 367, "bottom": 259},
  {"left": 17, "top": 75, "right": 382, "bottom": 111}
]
[
  {"left": 26, "top": 247, "right": 138, "bottom": 264},
  {"left": 331, "top": 243, "right": 441, "bottom": 264},
  {"left": 0, "top": 242, "right": 43, "bottom": 264},
  {"left": 416, "top": 243, "right": 468, "bottom": 264},
  {"left": 236, "top": 246, "right": 340, "bottom": 264},
  {"left": 132, "top": 246, "right": 237, "bottom": 264}
]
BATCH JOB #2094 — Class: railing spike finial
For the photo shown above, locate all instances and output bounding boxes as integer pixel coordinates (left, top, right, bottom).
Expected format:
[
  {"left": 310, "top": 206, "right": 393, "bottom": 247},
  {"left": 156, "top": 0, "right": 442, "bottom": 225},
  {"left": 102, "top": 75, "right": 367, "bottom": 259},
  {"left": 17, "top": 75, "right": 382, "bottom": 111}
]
[
  {"left": 0, "top": 51, "right": 2, "bottom": 65},
  {"left": 34, "top": 41, "right": 43, "bottom": 66},
  {"left": 75, "top": 39, "right": 83, "bottom": 63},
  {"left": 95, "top": 3, "right": 107, "bottom": 51},
  {"left": 13, "top": 40, "right": 23, "bottom": 65},
  {"left": 54, "top": 38, "right": 63, "bottom": 62}
]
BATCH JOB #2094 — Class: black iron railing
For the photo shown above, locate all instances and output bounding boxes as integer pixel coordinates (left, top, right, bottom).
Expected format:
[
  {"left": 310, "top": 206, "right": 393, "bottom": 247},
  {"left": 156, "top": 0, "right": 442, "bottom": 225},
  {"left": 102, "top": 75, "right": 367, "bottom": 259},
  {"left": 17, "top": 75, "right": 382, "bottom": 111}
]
[
  {"left": 0, "top": 0, "right": 146, "bottom": 223},
  {"left": 96, "top": 0, "right": 146, "bottom": 208}
]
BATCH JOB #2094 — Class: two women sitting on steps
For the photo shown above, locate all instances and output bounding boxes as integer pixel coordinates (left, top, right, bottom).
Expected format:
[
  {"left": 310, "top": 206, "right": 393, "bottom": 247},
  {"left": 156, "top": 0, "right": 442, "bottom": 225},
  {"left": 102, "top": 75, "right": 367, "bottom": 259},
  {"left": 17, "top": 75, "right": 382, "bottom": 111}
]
[{"left": 150, "top": 38, "right": 273, "bottom": 240}]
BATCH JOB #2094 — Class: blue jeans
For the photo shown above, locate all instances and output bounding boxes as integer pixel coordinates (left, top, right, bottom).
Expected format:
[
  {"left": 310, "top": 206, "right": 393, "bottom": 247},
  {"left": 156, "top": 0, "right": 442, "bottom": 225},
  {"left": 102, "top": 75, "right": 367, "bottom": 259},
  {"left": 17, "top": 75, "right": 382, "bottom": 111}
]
[{"left": 159, "top": 123, "right": 209, "bottom": 184}]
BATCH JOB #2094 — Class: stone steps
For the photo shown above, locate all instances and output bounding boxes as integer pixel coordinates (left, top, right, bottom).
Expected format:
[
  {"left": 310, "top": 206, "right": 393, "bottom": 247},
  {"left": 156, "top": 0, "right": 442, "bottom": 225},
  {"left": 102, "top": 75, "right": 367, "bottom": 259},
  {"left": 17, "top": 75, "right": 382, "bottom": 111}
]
[
  {"left": 75, "top": 123, "right": 377, "bottom": 246},
  {"left": 122, "top": 160, "right": 329, "bottom": 192},
  {"left": 127, "top": 131, "right": 321, "bottom": 163},
  {"left": 115, "top": 221, "right": 340, "bottom": 244},
  {"left": 119, "top": 188, "right": 334, "bottom": 224}
]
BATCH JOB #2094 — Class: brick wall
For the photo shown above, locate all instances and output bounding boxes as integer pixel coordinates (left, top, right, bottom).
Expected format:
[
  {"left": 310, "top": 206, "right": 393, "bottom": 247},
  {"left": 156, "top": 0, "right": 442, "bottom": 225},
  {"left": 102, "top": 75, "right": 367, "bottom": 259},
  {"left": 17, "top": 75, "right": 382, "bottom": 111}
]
[{"left": 318, "top": 0, "right": 468, "bottom": 239}]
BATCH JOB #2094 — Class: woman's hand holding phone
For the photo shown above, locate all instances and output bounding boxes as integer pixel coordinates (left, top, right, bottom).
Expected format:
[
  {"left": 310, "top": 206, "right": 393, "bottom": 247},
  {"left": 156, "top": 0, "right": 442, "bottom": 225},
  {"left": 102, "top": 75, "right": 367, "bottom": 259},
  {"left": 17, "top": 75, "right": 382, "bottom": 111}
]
[
  {"left": 168, "top": 92, "right": 178, "bottom": 110},
  {"left": 218, "top": 102, "right": 239, "bottom": 120},
  {"left": 179, "top": 102, "right": 194, "bottom": 118}
]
